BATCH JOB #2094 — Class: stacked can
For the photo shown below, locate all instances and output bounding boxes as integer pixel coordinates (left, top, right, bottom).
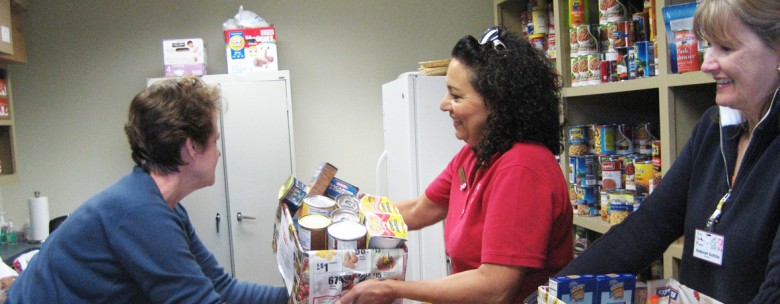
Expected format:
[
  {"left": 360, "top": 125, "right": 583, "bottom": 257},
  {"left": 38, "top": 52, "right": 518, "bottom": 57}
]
[
  {"left": 527, "top": 0, "right": 557, "bottom": 71},
  {"left": 296, "top": 194, "right": 368, "bottom": 251},
  {"left": 570, "top": 0, "right": 657, "bottom": 87},
  {"left": 568, "top": 122, "right": 660, "bottom": 222},
  {"left": 570, "top": 24, "right": 600, "bottom": 87}
]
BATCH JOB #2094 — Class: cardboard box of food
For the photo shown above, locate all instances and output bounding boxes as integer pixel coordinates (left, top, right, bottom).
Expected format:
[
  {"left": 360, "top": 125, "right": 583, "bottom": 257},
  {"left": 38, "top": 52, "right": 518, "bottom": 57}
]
[
  {"left": 273, "top": 202, "right": 407, "bottom": 304},
  {"left": 224, "top": 26, "right": 278, "bottom": 73},
  {"left": 162, "top": 38, "right": 207, "bottom": 77}
]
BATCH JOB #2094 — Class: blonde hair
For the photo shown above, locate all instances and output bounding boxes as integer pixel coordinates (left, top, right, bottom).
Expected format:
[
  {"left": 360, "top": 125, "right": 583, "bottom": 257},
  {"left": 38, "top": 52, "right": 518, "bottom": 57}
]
[{"left": 694, "top": 0, "right": 780, "bottom": 51}]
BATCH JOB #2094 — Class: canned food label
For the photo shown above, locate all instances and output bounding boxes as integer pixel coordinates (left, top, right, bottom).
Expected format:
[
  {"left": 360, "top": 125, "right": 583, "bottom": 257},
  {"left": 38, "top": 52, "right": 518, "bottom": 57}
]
[
  {"left": 570, "top": 0, "right": 589, "bottom": 27},
  {"left": 298, "top": 214, "right": 331, "bottom": 251},
  {"left": 325, "top": 177, "right": 359, "bottom": 200},
  {"left": 279, "top": 176, "right": 308, "bottom": 213},
  {"left": 568, "top": 126, "right": 588, "bottom": 145},
  {"left": 587, "top": 53, "right": 601, "bottom": 81},
  {"left": 634, "top": 41, "right": 655, "bottom": 78},
  {"left": 602, "top": 169, "right": 622, "bottom": 190},
  {"left": 634, "top": 162, "right": 654, "bottom": 194},
  {"left": 576, "top": 185, "right": 599, "bottom": 216},
  {"left": 577, "top": 55, "right": 589, "bottom": 83},
  {"left": 593, "top": 125, "right": 616, "bottom": 155},
  {"left": 577, "top": 25, "right": 599, "bottom": 56},
  {"left": 569, "top": 156, "right": 577, "bottom": 184},
  {"left": 599, "top": 0, "right": 628, "bottom": 22},
  {"left": 615, "top": 124, "right": 633, "bottom": 155}
]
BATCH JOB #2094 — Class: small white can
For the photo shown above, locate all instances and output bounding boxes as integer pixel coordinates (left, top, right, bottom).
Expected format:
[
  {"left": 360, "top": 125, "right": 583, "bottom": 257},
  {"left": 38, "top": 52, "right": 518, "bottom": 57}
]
[
  {"left": 299, "top": 195, "right": 336, "bottom": 217},
  {"left": 327, "top": 220, "right": 367, "bottom": 250}
]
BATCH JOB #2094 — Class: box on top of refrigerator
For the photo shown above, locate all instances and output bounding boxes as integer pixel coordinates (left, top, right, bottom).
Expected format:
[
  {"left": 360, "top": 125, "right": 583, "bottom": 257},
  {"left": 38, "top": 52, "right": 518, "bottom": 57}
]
[
  {"left": 224, "top": 26, "right": 278, "bottom": 73},
  {"left": 162, "top": 38, "right": 207, "bottom": 77}
]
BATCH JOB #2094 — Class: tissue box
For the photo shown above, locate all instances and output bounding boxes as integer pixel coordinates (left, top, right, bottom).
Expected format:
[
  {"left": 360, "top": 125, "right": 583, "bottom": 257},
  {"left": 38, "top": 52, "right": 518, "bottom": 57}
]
[
  {"left": 224, "top": 26, "right": 278, "bottom": 73},
  {"left": 162, "top": 38, "right": 207, "bottom": 77}
]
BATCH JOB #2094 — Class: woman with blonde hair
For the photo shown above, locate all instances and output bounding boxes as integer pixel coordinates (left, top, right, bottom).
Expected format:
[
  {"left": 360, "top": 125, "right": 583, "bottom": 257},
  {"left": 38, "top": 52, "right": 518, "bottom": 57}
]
[{"left": 555, "top": 0, "right": 780, "bottom": 302}]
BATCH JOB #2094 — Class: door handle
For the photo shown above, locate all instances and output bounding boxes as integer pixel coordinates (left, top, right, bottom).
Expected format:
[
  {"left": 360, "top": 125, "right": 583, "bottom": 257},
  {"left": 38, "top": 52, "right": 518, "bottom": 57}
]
[
  {"left": 216, "top": 213, "right": 221, "bottom": 233},
  {"left": 237, "top": 211, "right": 256, "bottom": 222}
]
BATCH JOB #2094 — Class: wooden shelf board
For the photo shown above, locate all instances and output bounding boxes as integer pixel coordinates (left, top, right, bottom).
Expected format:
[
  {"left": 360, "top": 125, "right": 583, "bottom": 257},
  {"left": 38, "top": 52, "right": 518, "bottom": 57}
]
[
  {"left": 573, "top": 214, "right": 612, "bottom": 235},
  {"left": 563, "top": 77, "right": 663, "bottom": 97}
]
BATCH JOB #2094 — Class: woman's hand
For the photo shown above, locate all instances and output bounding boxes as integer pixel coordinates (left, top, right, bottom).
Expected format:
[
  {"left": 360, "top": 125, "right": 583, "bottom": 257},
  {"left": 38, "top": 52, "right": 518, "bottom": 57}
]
[
  {"left": 0, "top": 275, "right": 16, "bottom": 290},
  {"left": 336, "top": 279, "right": 396, "bottom": 304}
]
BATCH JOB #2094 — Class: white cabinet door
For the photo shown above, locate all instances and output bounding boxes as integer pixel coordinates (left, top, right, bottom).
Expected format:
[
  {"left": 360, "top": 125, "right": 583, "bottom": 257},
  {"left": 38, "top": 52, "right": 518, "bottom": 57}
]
[{"left": 219, "top": 77, "right": 293, "bottom": 285}]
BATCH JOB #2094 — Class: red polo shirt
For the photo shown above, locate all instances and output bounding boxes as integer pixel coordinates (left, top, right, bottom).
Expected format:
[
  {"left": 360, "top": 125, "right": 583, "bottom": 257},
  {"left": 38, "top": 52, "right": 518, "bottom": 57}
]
[{"left": 426, "top": 142, "right": 573, "bottom": 301}]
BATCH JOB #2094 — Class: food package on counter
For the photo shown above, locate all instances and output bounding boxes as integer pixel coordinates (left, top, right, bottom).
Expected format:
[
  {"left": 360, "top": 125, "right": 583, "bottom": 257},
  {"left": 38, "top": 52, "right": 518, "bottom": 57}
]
[
  {"left": 646, "top": 278, "right": 723, "bottom": 304},
  {"left": 273, "top": 203, "right": 406, "bottom": 304},
  {"left": 307, "top": 162, "right": 338, "bottom": 197},
  {"left": 545, "top": 274, "right": 639, "bottom": 304},
  {"left": 162, "top": 38, "right": 207, "bottom": 77},
  {"left": 325, "top": 177, "right": 359, "bottom": 200},
  {"left": 595, "top": 273, "right": 636, "bottom": 303},
  {"left": 358, "top": 194, "right": 409, "bottom": 249},
  {"left": 548, "top": 274, "right": 597, "bottom": 303}
]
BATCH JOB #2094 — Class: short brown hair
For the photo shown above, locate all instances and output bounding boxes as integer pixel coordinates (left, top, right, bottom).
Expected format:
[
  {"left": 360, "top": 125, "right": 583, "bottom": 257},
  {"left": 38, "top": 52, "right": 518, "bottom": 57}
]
[
  {"left": 694, "top": 0, "right": 780, "bottom": 51},
  {"left": 124, "top": 76, "right": 220, "bottom": 174}
]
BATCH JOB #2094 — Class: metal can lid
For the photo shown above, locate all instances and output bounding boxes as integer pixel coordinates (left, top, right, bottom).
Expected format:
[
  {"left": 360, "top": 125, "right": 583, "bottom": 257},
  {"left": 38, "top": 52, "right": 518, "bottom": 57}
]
[
  {"left": 298, "top": 214, "right": 332, "bottom": 229},
  {"left": 335, "top": 193, "right": 360, "bottom": 211},
  {"left": 331, "top": 208, "right": 360, "bottom": 223},
  {"left": 327, "top": 220, "right": 366, "bottom": 240},
  {"left": 303, "top": 195, "right": 336, "bottom": 209}
]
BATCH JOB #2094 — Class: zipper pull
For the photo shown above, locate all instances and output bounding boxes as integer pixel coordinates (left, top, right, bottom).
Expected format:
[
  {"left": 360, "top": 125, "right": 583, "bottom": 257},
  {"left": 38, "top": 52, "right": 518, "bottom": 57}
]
[{"left": 705, "top": 191, "right": 731, "bottom": 232}]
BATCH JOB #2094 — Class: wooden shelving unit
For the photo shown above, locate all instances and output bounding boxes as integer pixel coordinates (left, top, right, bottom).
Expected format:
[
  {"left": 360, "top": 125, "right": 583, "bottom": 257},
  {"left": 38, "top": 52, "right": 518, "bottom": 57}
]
[{"left": 495, "top": 0, "right": 704, "bottom": 280}]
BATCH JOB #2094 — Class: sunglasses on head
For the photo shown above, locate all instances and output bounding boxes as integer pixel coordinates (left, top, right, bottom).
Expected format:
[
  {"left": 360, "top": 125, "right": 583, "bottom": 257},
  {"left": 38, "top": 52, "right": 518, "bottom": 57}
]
[{"left": 478, "top": 27, "right": 506, "bottom": 51}]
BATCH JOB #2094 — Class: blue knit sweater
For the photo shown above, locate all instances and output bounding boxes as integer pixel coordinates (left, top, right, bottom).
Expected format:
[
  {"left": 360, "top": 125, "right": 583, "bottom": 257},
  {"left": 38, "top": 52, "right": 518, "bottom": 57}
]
[
  {"left": 7, "top": 167, "right": 288, "bottom": 303},
  {"left": 558, "top": 88, "right": 780, "bottom": 304}
]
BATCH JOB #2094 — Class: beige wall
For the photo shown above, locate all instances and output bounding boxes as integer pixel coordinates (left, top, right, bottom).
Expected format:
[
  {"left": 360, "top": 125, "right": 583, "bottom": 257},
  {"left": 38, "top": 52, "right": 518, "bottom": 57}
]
[{"left": 0, "top": 1, "right": 492, "bottom": 227}]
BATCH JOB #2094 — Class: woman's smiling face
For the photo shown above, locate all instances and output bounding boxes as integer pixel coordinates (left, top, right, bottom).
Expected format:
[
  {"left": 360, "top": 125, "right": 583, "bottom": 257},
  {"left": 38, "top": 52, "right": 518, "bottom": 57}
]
[
  {"left": 440, "top": 58, "right": 489, "bottom": 147},
  {"left": 700, "top": 17, "right": 780, "bottom": 118}
]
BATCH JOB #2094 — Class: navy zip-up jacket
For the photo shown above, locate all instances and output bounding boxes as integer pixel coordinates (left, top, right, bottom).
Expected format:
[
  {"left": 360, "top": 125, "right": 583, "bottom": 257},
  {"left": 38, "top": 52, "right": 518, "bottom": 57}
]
[{"left": 558, "top": 87, "right": 780, "bottom": 304}]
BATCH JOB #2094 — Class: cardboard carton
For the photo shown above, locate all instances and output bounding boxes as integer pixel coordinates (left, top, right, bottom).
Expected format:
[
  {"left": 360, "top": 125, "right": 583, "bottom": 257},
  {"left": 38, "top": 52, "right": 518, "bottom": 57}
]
[
  {"left": 224, "top": 26, "right": 278, "bottom": 73},
  {"left": 162, "top": 38, "right": 206, "bottom": 77},
  {"left": 273, "top": 203, "right": 406, "bottom": 304}
]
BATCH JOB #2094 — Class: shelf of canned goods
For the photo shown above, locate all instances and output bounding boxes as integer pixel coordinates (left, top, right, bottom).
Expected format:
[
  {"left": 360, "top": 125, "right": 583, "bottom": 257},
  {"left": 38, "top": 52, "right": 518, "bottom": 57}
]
[{"left": 495, "top": 0, "right": 713, "bottom": 283}]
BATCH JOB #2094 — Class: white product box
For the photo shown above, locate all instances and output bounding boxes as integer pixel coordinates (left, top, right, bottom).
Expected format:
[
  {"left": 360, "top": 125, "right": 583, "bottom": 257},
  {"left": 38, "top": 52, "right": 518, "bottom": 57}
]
[
  {"left": 224, "top": 27, "right": 278, "bottom": 73},
  {"left": 162, "top": 38, "right": 207, "bottom": 77}
]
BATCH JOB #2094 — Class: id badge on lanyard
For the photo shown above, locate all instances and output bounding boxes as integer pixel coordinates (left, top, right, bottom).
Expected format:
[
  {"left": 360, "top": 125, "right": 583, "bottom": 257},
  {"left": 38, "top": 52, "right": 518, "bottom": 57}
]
[{"left": 693, "top": 191, "right": 730, "bottom": 265}]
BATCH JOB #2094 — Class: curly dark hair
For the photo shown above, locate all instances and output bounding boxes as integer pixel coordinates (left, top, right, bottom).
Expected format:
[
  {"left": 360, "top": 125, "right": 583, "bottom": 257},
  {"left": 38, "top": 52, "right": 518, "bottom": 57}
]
[
  {"left": 124, "top": 76, "right": 221, "bottom": 174},
  {"left": 451, "top": 27, "right": 562, "bottom": 169}
]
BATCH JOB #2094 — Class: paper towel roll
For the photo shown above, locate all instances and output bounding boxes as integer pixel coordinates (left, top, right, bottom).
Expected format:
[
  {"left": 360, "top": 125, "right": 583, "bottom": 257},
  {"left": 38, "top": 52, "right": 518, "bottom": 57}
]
[{"left": 28, "top": 194, "right": 50, "bottom": 242}]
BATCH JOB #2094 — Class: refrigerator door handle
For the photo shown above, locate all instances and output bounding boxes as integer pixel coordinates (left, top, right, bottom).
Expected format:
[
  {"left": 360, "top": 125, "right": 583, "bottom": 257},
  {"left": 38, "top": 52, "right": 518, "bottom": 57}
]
[{"left": 375, "top": 150, "right": 388, "bottom": 195}]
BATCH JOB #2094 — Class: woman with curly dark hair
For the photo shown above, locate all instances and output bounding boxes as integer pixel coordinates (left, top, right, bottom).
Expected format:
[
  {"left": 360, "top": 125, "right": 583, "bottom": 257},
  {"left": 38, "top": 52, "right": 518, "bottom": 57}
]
[{"left": 338, "top": 27, "right": 572, "bottom": 304}]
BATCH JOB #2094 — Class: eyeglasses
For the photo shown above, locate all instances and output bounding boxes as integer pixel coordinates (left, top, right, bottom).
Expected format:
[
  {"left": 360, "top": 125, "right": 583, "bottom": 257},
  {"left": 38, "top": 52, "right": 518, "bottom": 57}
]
[{"left": 478, "top": 27, "right": 506, "bottom": 51}]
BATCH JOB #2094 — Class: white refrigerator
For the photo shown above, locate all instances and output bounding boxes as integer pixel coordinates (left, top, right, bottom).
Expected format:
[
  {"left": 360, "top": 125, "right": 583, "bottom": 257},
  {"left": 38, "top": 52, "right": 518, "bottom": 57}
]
[{"left": 378, "top": 72, "right": 464, "bottom": 283}]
